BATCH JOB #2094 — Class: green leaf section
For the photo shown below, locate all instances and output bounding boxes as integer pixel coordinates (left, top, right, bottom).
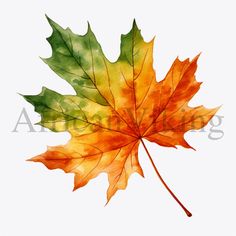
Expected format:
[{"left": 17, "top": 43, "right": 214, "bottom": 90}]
[
  {"left": 24, "top": 87, "right": 109, "bottom": 133},
  {"left": 23, "top": 16, "right": 145, "bottom": 133},
  {"left": 119, "top": 20, "right": 144, "bottom": 66},
  {"left": 43, "top": 16, "right": 108, "bottom": 106}
]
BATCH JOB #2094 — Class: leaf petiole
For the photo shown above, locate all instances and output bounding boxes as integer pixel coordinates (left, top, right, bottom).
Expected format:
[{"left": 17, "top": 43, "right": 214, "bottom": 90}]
[{"left": 141, "top": 139, "right": 192, "bottom": 217}]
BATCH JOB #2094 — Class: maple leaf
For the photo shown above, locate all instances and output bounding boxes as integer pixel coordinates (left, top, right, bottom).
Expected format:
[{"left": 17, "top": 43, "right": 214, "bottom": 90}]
[{"left": 23, "top": 16, "right": 219, "bottom": 217}]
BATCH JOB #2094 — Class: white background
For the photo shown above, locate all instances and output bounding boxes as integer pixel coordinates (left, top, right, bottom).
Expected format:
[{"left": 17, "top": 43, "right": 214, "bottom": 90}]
[{"left": 0, "top": 0, "right": 235, "bottom": 235}]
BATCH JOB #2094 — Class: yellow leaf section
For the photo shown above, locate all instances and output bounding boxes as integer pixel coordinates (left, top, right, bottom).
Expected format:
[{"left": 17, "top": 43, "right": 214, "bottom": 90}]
[
  {"left": 88, "top": 23, "right": 156, "bottom": 135},
  {"left": 23, "top": 88, "right": 134, "bottom": 136}
]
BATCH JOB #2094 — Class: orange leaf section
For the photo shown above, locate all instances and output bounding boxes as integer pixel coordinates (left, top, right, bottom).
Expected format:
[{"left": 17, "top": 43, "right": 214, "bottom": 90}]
[
  {"left": 138, "top": 55, "right": 219, "bottom": 148},
  {"left": 31, "top": 130, "right": 143, "bottom": 202}
]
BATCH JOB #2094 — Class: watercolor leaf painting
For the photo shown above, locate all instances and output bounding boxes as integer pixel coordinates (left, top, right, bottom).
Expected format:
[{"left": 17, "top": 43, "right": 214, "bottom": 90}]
[{"left": 23, "top": 16, "right": 218, "bottom": 216}]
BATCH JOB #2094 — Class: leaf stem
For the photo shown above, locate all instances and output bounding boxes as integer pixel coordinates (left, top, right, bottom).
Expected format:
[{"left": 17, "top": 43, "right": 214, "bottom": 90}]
[{"left": 141, "top": 139, "right": 192, "bottom": 217}]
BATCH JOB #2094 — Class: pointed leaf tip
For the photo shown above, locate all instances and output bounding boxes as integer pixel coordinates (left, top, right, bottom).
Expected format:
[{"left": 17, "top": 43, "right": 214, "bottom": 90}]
[
  {"left": 86, "top": 21, "right": 92, "bottom": 34},
  {"left": 192, "top": 53, "right": 201, "bottom": 63},
  {"left": 17, "top": 92, "right": 24, "bottom": 97},
  {"left": 45, "top": 15, "right": 59, "bottom": 29},
  {"left": 39, "top": 56, "right": 47, "bottom": 64},
  {"left": 132, "top": 19, "right": 139, "bottom": 30},
  {"left": 45, "top": 14, "right": 53, "bottom": 24}
]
